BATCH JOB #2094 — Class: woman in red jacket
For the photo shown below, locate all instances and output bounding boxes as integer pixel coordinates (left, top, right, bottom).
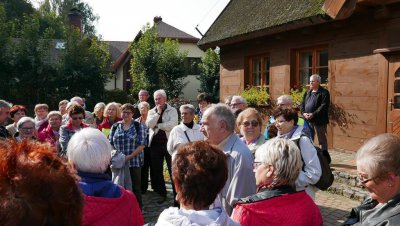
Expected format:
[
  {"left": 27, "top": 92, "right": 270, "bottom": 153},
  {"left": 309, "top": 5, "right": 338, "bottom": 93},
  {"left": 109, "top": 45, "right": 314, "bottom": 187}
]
[{"left": 232, "top": 138, "right": 323, "bottom": 226}]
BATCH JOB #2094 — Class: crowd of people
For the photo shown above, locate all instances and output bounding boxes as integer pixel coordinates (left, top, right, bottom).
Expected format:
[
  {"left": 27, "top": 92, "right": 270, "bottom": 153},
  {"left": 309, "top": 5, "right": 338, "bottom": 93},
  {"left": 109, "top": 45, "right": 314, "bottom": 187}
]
[{"left": 0, "top": 74, "right": 399, "bottom": 225}]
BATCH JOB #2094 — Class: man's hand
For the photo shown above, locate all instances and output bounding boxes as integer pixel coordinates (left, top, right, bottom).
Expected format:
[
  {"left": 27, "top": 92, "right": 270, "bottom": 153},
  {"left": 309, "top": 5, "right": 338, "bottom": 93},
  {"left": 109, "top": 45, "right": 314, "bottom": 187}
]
[{"left": 156, "top": 104, "right": 163, "bottom": 114}]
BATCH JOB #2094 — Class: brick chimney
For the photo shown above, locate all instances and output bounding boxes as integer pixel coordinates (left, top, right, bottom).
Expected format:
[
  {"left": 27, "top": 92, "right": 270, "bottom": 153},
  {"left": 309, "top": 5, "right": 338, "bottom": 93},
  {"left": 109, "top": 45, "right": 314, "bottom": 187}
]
[
  {"left": 153, "top": 16, "right": 162, "bottom": 24},
  {"left": 68, "top": 8, "right": 83, "bottom": 34}
]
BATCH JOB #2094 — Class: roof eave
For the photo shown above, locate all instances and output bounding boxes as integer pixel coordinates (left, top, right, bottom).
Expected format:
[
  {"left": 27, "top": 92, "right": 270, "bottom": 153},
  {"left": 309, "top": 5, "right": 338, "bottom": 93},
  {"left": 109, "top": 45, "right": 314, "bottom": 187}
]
[{"left": 198, "top": 15, "right": 331, "bottom": 50}]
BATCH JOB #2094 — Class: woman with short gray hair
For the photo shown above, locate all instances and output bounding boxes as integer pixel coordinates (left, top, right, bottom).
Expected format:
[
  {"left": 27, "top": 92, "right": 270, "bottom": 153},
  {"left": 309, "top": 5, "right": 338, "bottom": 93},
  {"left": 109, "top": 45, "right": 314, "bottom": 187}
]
[
  {"left": 167, "top": 104, "right": 204, "bottom": 159},
  {"left": 67, "top": 128, "right": 144, "bottom": 226},
  {"left": 15, "top": 117, "right": 36, "bottom": 141},
  {"left": 343, "top": 133, "right": 400, "bottom": 225},
  {"left": 232, "top": 138, "right": 322, "bottom": 226}
]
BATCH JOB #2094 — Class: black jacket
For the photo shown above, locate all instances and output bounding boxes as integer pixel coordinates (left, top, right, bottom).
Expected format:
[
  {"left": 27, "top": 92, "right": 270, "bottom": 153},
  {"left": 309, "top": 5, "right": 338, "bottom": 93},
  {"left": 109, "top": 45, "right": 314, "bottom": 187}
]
[
  {"left": 343, "top": 193, "right": 400, "bottom": 226},
  {"left": 301, "top": 87, "right": 330, "bottom": 125}
]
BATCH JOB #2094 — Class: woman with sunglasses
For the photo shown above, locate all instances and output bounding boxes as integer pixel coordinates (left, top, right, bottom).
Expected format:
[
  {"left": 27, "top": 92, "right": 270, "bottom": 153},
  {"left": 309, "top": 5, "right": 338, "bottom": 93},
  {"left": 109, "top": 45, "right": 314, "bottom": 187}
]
[
  {"left": 59, "top": 103, "right": 88, "bottom": 156},
  {"left": 273, "top": 107, "right": 321, "bottom": 200},
  {"left": 236, "top": 108, "right": 266, "bottom": 157},
  {"left": 343, "top": 134, "right": 400, "bottom": 225}
]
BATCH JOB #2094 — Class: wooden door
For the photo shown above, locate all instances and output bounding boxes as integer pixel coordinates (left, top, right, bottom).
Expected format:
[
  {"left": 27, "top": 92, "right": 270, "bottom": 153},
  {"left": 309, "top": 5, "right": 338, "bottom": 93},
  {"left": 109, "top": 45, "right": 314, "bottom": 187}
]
[{"left": 387, "top": 55, "right": 400, "bottom": 135}]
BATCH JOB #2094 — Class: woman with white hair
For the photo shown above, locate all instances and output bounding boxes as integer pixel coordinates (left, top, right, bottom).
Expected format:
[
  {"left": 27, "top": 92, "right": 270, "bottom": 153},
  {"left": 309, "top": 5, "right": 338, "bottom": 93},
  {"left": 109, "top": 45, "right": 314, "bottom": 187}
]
[
  {"left": 343, "top": 134, "right": 400, "bottom": 225},
  {"left": 67, "top": 128, "right": 144, "bottom": 226},
  {"left": 15, "top": 117, "right": 36, "bottom": 141},
  {"left": 167, "top": 104, "right": 204, "bottom": 159},
  {"left": 98, "top": 102, "right": 122, "bottom": 138},
  {"left": 232, "top": 138, "right": 322, "bottom": 226}
]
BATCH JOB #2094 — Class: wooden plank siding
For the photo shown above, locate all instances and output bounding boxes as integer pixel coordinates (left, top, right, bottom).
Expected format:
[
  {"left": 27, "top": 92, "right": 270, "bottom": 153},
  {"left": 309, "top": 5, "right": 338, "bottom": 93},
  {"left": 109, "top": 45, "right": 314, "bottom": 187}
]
[{"left": 217, "top": 8, "right": 400, "bottom": 151}]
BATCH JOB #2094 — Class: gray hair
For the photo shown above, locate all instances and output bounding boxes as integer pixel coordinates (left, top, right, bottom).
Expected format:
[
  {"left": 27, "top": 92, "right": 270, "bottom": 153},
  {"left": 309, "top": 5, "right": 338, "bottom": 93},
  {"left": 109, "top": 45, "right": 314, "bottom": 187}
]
[
  {"left": 255, "top": 138, "right": 303, "bottom": 187},
  {"left": 179, "top": 104, "right": 195, "bottom": 115},
  {"left": 17, "top": 117, "right": 35, "bottom": 130},
  {"left": 139, "top": 89, "right": 149, "bottom": 96},
  {"left": 138, "top": 101, "right": 150, "bottom": 109},
  {"left": 154, "top": 89, "right": 167, "bottom": 99},
  {"left": 70, "top": 96, "right": 83, "bottom": 103},
  {"left": 310, "top": 74, "right": 321, "bottom": 83},
  {"left": 67, "top": 128, "right": 112, "bottom": 173},
  {"left": 47, "top": 111, "right": 62, "bottom": 120},
  {"left": 356, "top": 133, "right": 400, "bottom": 179},
  {"left": 277, "top": 95, "right": 293, "bottom": 105},
  {"left": 231, "top": 95, "right": 247, "bottom": 106},
  {"left": 93, "top": 102, "right": 106, "bottom": 115},
  {"left": 0, "top": 100, "right": 11, "bottom": 109},
  {"left": 203, "top": 104, "right": 235, "bottom": 132}
]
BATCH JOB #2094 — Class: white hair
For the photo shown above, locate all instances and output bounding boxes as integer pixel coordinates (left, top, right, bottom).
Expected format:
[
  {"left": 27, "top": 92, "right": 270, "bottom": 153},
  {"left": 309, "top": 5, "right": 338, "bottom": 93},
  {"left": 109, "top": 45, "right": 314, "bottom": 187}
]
[
  {"left": 255, "top": 138, "right": 303, "bottom": 187},
  {"left": 67, "top": 128, "right": 112, "bottom": 173},
  {"left": 70, "top": 96, "right": 83, "bottom": 103},
  {"left": 154, "top": 89, "right": 167, "bottom": 99},
  {"left": 277, "top": 95, "right": 293, "bottom": 105},
  {"left": 0, "top": 100, "right": 12, "bottom": 109},
  {"left": 47, "top": 111, "right": 62, "bottom": 120},
  {"left": 16, "top": 117, "right": 35, "bottom": 129},
  {"left": 231, "top": 96, "right": 247, "bottom": 106},
  {"left": 179, "top": 104, "right": 195, "bottom": 115},
  {"left": 203, "top": 104, "right": 235, "bottom": 132},
  {"left": 310, "top": 74, "right": 321, "bottom": 82}
]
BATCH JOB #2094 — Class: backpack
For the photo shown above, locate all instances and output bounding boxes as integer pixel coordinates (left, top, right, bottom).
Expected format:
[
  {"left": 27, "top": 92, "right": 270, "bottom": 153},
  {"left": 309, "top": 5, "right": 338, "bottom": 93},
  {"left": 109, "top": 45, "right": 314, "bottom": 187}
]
[{"left": 293, "top": 135, "right": 334, "bottom": 191}]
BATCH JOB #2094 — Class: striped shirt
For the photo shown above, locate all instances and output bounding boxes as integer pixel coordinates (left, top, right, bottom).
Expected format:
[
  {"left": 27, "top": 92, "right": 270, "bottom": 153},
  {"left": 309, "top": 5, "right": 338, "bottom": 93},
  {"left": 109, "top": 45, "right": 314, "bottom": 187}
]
[{"left": 109, "top": 121, "right": 147, "bottom": 167}]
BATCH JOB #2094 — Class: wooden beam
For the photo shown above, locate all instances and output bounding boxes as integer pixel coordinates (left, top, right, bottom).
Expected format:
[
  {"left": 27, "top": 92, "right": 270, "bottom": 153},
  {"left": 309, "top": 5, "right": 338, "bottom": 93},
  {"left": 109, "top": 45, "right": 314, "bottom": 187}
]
[
  {"left": 323, "top": 0, "right": 357, "bottom": 20},
  {"left": 373, "top": 46, "right": 400, "bottom": 54}
]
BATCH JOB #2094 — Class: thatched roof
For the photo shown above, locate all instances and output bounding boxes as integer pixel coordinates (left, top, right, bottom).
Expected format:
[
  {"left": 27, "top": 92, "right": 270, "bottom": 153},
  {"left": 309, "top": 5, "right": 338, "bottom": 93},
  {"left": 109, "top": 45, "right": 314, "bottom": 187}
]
[{"left": 198, "top": 0, "right": 330, "bottom": 49}]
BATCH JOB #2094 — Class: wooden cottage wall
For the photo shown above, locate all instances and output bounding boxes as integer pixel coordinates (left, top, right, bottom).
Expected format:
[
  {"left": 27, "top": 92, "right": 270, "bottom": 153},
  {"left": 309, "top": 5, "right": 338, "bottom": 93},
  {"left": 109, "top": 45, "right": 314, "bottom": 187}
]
[{"left": 218, "top": 11, "right": 400, "bottom": 151}]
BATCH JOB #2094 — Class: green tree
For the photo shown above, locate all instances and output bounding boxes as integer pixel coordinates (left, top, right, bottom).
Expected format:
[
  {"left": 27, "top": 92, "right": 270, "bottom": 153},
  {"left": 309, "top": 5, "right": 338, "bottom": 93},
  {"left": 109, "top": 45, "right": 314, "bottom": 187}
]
[
  {"left": 198, "top": 48, "right": 220, "bottom": 102},
  {"left": 0, "top": 0, "right": 109, "bottom": 110},
  {"left": 130, "top": 24, "right": 188, "bottom": 99}
]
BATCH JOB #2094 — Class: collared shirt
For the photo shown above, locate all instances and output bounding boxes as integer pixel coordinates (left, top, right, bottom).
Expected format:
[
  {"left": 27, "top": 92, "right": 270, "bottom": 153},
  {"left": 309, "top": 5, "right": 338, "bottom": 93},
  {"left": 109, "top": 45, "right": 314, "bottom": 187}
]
[
  {"left": 167, "top": 122, "right": 204, "bottom": 157},
  {"left": 109, "top": 121, "right": 147, "bottom": 167}
]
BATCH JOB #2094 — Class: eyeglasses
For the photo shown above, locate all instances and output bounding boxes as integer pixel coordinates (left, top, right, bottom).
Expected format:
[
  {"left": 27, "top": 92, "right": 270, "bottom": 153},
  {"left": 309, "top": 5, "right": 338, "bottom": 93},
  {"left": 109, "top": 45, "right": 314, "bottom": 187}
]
[
  {"left": 275, "top": 119, "right": 286, "bottom": 125},
  {"left": 20, "top": 127, "right": 34, "bottom": 131},
  {"left": 253, "top": 161, "right": 262, "bottom": 169},
  {"left": 71, "top": 117, "right": 84, "bottom": 120},
  {"left": 357, "top": 174, "right": 376, "bottom": 185},
  {"left": 242, "top": 120, "right": 259, "bottom": 127},
  {"left": 277, "top": 103, "right": 289, "bottom": 107},
  {"left": 231, "top": 103, "right": 243, "bottom": 107}
]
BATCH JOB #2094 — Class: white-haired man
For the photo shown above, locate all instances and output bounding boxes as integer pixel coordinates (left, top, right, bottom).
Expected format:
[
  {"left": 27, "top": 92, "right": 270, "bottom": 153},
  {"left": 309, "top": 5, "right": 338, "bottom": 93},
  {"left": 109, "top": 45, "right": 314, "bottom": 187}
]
[
  {"left": 146, "top": 89, "right": 178, "bottom": 204},
  {"left": 200, "top": 103, "right": 255, "bottom": 215},
  {"left": 301, "top": 74, "right": 331, "bottom": 162},
  {"left": 264, "top": 95, "right": 311, "bottom": 139},
  {"left": 230, "top": 95, "right": 247, "bottom": 116},
  {"left": 0, "top": 100, "right": 11, "bottom": 138}
]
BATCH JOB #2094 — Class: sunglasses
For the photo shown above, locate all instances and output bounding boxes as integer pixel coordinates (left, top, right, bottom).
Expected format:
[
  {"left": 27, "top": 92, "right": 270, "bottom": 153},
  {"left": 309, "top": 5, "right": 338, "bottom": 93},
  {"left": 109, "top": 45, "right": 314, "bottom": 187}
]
[
  {"left": 242, "top": 120, "right": 259, "bottom": 127},
  {"left": 72, "top": 117, "right": 84, "bottom": 120}
]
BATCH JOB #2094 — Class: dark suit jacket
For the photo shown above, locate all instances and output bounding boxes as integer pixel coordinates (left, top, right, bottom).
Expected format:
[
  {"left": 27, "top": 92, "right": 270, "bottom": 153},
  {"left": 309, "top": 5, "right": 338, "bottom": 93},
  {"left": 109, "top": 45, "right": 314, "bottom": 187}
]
[{"left": 301, "top": 86, "right": 330, "bottom": 125}]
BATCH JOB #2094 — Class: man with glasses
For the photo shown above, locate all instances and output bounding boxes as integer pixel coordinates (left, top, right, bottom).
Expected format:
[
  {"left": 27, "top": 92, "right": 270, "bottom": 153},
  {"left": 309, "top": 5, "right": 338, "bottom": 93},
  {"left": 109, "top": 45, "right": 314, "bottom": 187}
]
[
  {"left": 230, "top": 95, "right": 247, "bottom": 117},
  {"left": 0, "top": 100, "right": 11, "bottom": 138},
  {"left": 264, "top": 95, "right": 311, "bottom": 139},
  {"left": 301, "top": 74, "right": 331, "bottom": 163}
]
